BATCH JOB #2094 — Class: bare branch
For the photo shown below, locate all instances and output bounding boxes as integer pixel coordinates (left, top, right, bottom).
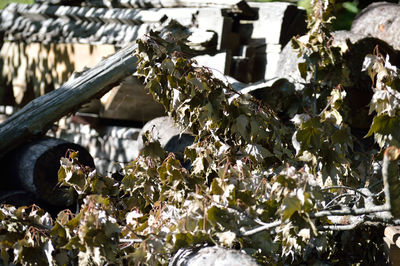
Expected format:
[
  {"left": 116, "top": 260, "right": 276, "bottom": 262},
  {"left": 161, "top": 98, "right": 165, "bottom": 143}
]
[
  {"left": 241, "top": 220, "right": 282, "bottom": 236},
  {"left": 310, "top": 205, "right": 390, "bottom": 218},
  {"left": 382, "top": 146, "right": 400, "bottom": 218},
  {"left": 324, "top": 193, "right": 356, "bottom": 210},
  {"left": 321, "top": 186, "right": 369, "bottom": 198},
  {"left": 241, "top": 205, "right": 391, "bottom": 236},
  {"left": 318, "top": 219, "right": 364, "bottom": 231}
]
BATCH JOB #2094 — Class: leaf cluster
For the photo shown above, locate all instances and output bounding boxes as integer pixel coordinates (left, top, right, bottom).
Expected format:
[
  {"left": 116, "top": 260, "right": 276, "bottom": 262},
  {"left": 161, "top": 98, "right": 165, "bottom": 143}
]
[{"left": 1, "top": 1, "right": 399, "bottom": 264}]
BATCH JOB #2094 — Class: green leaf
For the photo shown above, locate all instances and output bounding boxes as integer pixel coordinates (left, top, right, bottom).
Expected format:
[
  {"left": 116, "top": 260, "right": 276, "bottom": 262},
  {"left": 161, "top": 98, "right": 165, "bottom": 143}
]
[
  {"left": 211, "top": 179, "right": 224, "bottom": 195},
  {"left": 281, "top": 196, "right": 302, "bottom": 221},
  {"left": 298, "top": 62, "right": 308, "bottom": 80},
  {"left": 244, "top": 144, "right": 273, "bottom": 161},
  {"left": 331, "top": 127, "right": 352, "bottom": 148},
  {"left": 365, "top": 115, "right": 399, "bottom": 138},
  {"left": 192, "top": 156, "right": 205, "bottom": 175},
  {"left": 296, "top": 118, "right": 322, "bottom": 152},
  {"left": 64, "top": 170, "right": 87, "bottom": 194},
  {"left": 233, "top": 114, "right": 249, "bottom": 139},
  {"left": 141, "top": 140, "right": 167, "bottom": 158}
]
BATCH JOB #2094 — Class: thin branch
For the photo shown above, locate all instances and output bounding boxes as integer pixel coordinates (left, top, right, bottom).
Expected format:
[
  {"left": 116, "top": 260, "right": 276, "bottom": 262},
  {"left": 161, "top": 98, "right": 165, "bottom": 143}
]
[
  {"left": 119, "top": 238, "right": 143, "bottom": 250},
  {"left": 310, "top": 205, "right": 390, "bottom": 218},
  {"left": 324, "top": 193, "right": 355, "bottom": 210},
  {"left": 241, "top": 220, "right": 282, "bottom": 236},
  {"left": 238, "top": 147, "right": 399, "bottom": 237},
  {"left": 321, "top": 186, "right": 369, "bottom": 198},
  {"left": 120, "top": 238, "right": 143, "bottom": 243},
  {"left": 241, "top": 205, "right": 391, "bottom": 236},
  {"left": 382, "top": 146, "right": 400, "bottom": 218},
  {"left": 318, "top": 220, "right": 363, "bottom": 231}
]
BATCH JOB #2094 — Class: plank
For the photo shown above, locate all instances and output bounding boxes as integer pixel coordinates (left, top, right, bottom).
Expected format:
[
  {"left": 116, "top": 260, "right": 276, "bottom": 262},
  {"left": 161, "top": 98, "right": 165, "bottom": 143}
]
[
  {"left": 0, "top": 43, "right": 138, "bottom": 156},
  {"left": 34, "top": 0, "right": 247, "bottom": 9}
]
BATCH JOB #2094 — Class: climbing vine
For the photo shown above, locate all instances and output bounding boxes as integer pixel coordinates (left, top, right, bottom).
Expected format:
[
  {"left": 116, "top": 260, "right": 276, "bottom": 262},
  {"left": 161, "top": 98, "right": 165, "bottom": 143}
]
[{"left": 1, "top": 0, "right": 400, "bottom": 265}]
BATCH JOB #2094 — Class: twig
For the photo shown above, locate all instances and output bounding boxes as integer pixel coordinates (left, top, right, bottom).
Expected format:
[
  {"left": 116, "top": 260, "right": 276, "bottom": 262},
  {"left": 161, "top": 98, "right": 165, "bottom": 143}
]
[
  {"left": 119, "top": 238, "right": 143, "bottom": 250},
  {"left": 324, "top": 193, "right": 355, "bottom": 210},
  {"left": 241, "top": 205, "right": 390, "bottom": 236},
  {"left": 318, "top": 219, "right": 363, "bottom": 231},
  {"left": 321, "top": 186, "right": 369, "bottom": 198},
  {"left": 120, "top": 238, "right": 143, "bottom": 243},
  {"left": 310, "top": 205, "right": 390, "bottom": 218},
  {"left": 241, "top": 220, "right": 282, "bottom": 236},
  {"left": 382, "top": 146, "right": 400, "bottom": 218}
]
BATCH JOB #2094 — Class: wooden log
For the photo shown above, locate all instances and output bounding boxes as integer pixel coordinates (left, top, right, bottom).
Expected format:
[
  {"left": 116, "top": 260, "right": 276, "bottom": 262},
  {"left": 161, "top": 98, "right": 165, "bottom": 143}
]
[
  {"left": 0, "top": 138, "right": 94, "bottom": 207},
  {"left": 1, "top": 13, "right": 154, "bottom": 45},
  {"left": 34, "top": 0, "right": 248, "bottom": 9},
  {"left": 384, "top": 226, "right": 400, "bottom": 265},
  {"left": 5, "top": 3, "right": 167, "bottom": 25},
  {"left": 385, "top": 226, "right": 400, "bottom": 249},
  {"left": 0, "top": 190, "right": 35, "bottom": 207},
  {"left": 1, "top": 3, "right": 221, "bottom": 49},
  {"left": 0, "top": 42, "right": 138, "bottom": 156}
]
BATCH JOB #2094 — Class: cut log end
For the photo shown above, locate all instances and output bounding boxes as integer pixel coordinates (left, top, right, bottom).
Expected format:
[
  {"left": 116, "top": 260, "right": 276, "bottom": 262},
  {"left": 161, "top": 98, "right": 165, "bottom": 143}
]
[{"left": 1, "top": 138, "right": 95, "bottom": 208}]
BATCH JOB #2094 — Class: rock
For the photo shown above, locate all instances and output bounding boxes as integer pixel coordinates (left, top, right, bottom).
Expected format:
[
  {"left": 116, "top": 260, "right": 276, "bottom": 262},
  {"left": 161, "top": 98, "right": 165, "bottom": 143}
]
[
  {"left": 246, "top": 2, "right": 307, "bottom": 81},
  {"left": 137, "top": 116, "right": 194, "bottom": 155},
  {"left": 247, "top": 2, "right": 307, "bottom": 47},
  {"left": 351, "top": 2, "right": 400, "bottom": 50},
  {"left": 193, "top": 52, "right": 231, "bottom": 76},
  {"left": 275, "top": 30, "right": 400, "bottom": 129},
  {"left": 48, "top": 117, "right": 142, "bottom": 175},
  {"left": 169, "top": 245, "right": 259, "bottom": 266},
  {"left": 276, "top": 31, "right": 400, "bottom": 87},
  {"left": 274, "top": 36, "right": 306, "bottom": 90}
]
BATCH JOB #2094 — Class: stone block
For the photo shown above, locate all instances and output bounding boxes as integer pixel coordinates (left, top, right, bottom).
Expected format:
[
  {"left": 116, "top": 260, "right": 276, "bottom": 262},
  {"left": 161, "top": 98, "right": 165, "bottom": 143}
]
[
  {"left": 100, "top": 75, "right": 166, "bottom": 123},
  {"left": 193, "top": 52, "right": 231, "bottom": 75},
  {"left": 351, "top": 2, "right": 400, "bottom": 50},
  {"left": 247, "top": 2, "right": 307, "bottom": 47},
  {"left": 196, "top": 8, "right": 234, "bottom": 50}
]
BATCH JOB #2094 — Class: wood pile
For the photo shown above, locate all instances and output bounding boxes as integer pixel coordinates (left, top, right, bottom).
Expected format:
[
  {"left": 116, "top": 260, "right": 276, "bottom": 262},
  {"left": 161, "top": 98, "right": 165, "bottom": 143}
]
[
  {"left": 0, "top": 0, "right": 307, "bottom": 175},
  {"left": 0, "top": 0, "right": 307, "bottom": 111}
]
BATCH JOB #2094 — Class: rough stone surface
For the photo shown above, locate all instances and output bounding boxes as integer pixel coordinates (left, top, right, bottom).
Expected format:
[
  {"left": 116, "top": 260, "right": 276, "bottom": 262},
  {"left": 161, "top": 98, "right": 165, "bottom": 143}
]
[
  {"left": 351, "top": 2, "right": 400, "bottom": 50},
  {"left": 275, "top": 31, "right": 400, "bottom": 90},
  {"left": 275, "top": 30, "right": 400, "bottom": 129},
  {"left": 137, "top": 116, "right": 194, "bottom": 154},
  {"left": 248, "top": 2, "right": 307, "bottom": 47},
  {"left": 246, "top": 2, "right": 307, "bottom": 80},
  {"left": 48, "top": 119, "right": 141, "bottom": 174},
  {"left": 169, "top": 246, "right": 259, "bottom": 266}
]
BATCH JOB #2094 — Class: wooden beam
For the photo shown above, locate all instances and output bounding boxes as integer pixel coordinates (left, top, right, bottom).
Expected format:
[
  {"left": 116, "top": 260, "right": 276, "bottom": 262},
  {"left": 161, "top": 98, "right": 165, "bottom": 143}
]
[
  {"left": 34, "top": 0, "right": 247, "bottom": 9},
  {"left": 0, "top": 43, "right": 138, "bottom": 156}
]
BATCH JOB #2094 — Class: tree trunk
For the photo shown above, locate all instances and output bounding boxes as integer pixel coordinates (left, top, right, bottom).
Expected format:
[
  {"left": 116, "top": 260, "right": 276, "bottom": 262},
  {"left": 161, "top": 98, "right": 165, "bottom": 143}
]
[{"left": 0, "top": 43, "right": 138, "bottom": 157}]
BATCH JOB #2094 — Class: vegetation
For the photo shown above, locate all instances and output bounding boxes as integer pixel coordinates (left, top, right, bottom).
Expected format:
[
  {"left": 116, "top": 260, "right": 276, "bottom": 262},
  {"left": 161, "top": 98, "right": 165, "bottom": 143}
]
[
  {"left": 2, "top": 0, "right": 400, "bottom": 265},
  {"left": 251, "top": 0, "right": 400, "bottom": 30},
  {"left": 0, "top": 0, "right": 33, "bottom": 9}
]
